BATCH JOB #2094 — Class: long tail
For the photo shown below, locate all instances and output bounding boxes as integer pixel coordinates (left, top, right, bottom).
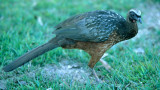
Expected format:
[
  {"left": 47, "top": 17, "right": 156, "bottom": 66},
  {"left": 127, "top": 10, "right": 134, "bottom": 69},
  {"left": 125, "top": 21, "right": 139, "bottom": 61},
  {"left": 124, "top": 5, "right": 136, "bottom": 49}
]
[{"left": 3, "top": 41, "right": 59, "bottom": 72}]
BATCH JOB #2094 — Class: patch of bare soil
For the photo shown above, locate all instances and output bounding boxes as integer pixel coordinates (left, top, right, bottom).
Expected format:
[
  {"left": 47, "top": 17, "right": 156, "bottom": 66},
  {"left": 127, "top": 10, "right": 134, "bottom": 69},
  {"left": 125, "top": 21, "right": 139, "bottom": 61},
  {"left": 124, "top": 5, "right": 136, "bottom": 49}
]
[
  {"left": 0, "top": 80, "right": 6, "bottom": 90},
  {"left": 41, "top": 59, "right": 96, "bottom": 82},
  {"left": 41, "top": 59, "right": 99, "bottom": 83}
]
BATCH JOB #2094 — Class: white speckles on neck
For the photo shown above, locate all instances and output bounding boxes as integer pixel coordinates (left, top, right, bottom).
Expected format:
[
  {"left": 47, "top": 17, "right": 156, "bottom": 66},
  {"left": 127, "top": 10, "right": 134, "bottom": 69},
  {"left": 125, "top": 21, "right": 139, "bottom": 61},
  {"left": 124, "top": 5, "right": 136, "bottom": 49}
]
[{"left": 83, "top": 10, "right": 126, "bottom": 42}]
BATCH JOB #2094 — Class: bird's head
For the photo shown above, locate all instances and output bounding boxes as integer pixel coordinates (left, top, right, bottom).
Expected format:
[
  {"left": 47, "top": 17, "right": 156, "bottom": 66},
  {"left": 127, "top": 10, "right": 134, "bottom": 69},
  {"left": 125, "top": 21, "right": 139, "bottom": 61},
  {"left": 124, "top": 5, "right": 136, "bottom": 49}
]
[{"left": 128, "top": 9, "right": 142, "bottom": 24}]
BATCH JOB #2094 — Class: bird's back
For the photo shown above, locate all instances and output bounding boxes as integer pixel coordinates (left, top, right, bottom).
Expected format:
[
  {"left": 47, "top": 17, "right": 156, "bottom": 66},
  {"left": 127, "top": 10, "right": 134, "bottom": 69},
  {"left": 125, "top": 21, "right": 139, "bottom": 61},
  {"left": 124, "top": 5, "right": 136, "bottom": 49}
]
[{"left": 53, "top": 10, "right": 126, "bottom": 43}]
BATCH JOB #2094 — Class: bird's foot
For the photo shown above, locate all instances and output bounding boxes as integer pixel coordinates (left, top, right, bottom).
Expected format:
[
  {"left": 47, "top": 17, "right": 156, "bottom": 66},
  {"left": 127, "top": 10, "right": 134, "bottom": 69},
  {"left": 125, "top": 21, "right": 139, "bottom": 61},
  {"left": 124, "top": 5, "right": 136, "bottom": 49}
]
[{"left": 91, "top": 68, "right": 102, "bottom": 83}]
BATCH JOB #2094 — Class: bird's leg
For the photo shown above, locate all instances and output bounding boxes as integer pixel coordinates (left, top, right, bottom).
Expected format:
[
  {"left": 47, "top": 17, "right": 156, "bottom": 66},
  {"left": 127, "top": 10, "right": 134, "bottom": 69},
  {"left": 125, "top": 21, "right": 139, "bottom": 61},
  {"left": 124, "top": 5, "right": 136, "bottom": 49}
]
[
  {"left": 92, "top": 68, "right": 100, "bottom": 82},
  {"left": 88, "top": 54, "right": 103, "bottom": 82},
  {"left": 88, "top": 52, "right": 112, "bottom": 82},
  {"left": 99, "top": 53, "right": 112, "bottom": 72}
]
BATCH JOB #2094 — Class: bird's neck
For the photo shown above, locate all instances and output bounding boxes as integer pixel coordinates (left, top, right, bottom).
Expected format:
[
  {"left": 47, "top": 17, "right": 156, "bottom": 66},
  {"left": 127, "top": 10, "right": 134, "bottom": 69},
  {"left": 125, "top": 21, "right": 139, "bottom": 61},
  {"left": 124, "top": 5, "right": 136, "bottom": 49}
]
[
  {"left": 127, "top": 15, "right": 138, "bottom": 38},
  {"left": 120, "top": 15, "right": 138, "bottom": 41}
]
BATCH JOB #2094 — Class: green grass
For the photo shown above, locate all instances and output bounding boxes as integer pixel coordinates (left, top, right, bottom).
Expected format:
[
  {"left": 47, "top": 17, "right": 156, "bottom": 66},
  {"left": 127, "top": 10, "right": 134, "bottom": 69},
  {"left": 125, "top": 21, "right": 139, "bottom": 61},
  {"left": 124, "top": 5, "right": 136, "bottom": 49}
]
[{"left": 0, "top": 0, "right": 160, "bottom": 89}]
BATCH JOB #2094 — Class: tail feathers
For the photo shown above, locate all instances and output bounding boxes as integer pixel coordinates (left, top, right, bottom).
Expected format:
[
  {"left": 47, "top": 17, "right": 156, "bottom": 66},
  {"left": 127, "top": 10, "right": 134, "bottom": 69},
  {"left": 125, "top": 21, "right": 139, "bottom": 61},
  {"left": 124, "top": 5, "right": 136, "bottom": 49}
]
[{"left": 3, "top": 42, "right": 59, "bottom": 72}]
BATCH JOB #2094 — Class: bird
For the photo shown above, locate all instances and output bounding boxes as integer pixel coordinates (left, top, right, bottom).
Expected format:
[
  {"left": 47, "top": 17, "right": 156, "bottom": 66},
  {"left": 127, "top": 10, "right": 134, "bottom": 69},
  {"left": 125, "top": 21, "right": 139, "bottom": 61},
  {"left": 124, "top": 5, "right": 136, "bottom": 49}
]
[{"left": 3, "top": 9, "right": 142, "bottom": 81}]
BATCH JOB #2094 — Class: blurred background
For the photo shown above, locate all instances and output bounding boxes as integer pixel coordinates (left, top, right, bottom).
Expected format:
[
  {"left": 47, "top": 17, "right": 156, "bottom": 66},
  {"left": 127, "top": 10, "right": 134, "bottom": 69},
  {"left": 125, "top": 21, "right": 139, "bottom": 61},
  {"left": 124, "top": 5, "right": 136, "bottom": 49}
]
[{"left": 0, "top": 0, "right": 160, "bottom": 89}]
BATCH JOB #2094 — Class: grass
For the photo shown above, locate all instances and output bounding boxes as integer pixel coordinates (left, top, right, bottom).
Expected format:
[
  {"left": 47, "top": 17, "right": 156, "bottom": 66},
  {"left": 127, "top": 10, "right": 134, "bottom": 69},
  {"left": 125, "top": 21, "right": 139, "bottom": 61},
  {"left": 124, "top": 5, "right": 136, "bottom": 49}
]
[{"left": 0, "top": 0, "right": 160, "bottom": 89}]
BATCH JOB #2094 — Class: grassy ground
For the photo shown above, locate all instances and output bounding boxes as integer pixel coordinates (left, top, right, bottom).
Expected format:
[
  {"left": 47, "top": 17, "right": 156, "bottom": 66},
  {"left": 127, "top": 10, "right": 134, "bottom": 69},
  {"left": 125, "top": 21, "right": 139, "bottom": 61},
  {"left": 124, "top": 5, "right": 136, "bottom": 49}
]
[{"left": 0, "top": 0, "right": 160, "bottom": 89}]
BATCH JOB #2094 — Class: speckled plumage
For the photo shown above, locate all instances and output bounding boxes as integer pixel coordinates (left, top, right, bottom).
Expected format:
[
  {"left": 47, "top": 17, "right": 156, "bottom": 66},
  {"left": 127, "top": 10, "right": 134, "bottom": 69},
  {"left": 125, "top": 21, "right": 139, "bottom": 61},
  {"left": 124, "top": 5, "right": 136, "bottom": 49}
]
[
  {"left": 3, "top": 9, "right": 141, "bottom": 72},
  {"left": 54, "top": 10, "right": 125, "bottom": 42}
]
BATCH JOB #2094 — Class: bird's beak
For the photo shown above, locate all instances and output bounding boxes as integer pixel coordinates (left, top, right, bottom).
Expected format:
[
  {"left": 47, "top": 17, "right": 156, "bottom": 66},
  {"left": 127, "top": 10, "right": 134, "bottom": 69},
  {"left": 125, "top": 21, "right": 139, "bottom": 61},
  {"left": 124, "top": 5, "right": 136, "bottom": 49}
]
[{"left": 138, "top": 18, "right": 142, "bottom": 24}]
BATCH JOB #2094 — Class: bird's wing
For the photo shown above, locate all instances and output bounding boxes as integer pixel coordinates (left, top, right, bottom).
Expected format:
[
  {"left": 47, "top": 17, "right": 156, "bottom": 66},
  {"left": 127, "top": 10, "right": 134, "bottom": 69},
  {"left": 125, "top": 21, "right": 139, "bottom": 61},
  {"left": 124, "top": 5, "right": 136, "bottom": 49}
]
[{"left": 53, "top": 10, "right": 122, "bottom": 42}]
